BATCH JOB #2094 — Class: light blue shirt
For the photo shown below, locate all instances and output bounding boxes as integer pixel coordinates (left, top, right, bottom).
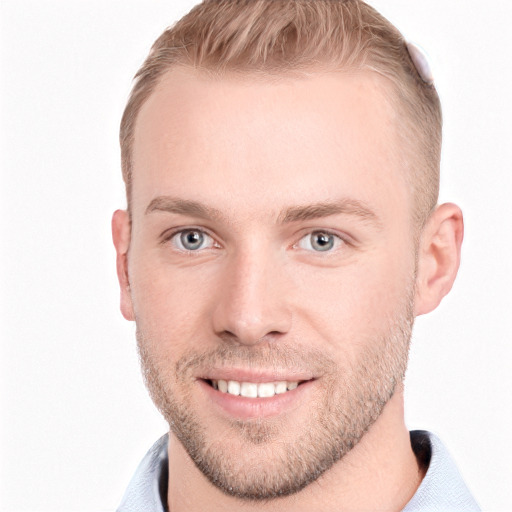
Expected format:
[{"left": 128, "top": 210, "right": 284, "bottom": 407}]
[{"left": 117, "top": 430, "right": 480, "bottom": 511}]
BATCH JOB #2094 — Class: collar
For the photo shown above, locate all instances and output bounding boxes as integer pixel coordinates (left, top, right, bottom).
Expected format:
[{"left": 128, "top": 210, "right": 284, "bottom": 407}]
[
  {"left": 117, "top": 435, "right": 169, "bottom": 512},
  {"left": 403, "top": 430, "right": 480, "bottom": 511}
]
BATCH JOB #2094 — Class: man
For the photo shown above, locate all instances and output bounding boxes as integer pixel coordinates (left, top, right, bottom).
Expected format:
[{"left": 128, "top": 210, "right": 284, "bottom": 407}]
[{"left": 112, "top": 0, "right": 480, "bottom": 510}]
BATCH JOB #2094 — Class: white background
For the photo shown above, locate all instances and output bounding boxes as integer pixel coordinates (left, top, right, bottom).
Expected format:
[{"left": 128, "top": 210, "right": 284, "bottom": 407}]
[{"left": 1, "top": 1, "right": 511, "bottom": 511}]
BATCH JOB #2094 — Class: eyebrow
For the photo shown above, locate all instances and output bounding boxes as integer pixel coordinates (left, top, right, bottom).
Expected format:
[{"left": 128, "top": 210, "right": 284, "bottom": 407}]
[
  {"left": 145, "top": 196, "right": 380, "bottom": 226},
  {"left": 277, "top": 200, "right": 379, "bottom": 225},
  {"left": 146, "top": 196, "right": 224, "bottom": 221}
]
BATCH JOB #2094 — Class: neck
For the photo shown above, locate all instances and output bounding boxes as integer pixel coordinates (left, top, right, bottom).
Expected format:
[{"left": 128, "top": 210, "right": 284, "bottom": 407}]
[{"left": 167, "top": 387, "right": 424, "bottom": 512}]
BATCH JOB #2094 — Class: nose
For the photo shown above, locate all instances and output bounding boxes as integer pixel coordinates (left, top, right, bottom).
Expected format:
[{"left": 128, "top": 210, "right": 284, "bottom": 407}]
[{"left": 212, "top": 246, "right": 292, "bottom": 345}]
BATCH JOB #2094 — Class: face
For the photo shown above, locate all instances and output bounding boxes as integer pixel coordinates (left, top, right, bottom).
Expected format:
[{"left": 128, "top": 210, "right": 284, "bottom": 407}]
[{"left": 123, "top": 68, "right": 418, "bottom": 499}]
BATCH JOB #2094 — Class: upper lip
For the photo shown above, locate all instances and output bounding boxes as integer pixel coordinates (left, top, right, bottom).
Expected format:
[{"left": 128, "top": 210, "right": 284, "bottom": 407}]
[{"left": 197, "top": 368, "right": 316, "bottom": 383}]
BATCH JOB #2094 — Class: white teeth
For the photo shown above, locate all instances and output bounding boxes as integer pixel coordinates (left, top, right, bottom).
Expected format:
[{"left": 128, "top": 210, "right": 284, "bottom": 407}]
[
  {"left": 212, "top": 379, "right": 301, "bottom": 397},
  {"left": 227, "top": 380, "right": 241, "bottom": 396},
  {"left": 240, "top": 382, "right": 258, "bottom": 398},
  {"left": 258, "top": 382, "right": 276, "bottom": 398},
  {"left": 275, "top": 381, "right": 287, "bottom": 394}
]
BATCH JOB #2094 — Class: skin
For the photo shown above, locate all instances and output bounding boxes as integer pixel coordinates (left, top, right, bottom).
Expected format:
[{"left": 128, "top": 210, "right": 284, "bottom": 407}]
[{"left": 112, "top": 67, "right": 463, "bottom": 511}]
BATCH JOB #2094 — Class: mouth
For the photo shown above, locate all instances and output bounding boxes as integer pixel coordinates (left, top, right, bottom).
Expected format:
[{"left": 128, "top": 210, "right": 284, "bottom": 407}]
[
  {"left": 203, "top": 378, "right": 307, "bottom": 398},
  {"left": 197, "top": 369, "right": 316, "bottom": 419}
]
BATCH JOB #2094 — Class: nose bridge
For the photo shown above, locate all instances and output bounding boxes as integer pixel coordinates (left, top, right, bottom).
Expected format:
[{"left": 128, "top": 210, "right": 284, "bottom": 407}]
[{"left": 212, "top": 239, "right": 291, "bottom": 344}]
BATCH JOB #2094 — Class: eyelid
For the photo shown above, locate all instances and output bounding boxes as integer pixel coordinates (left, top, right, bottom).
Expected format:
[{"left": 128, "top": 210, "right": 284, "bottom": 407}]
[
  {"left": 159, "top": 226, "right": 353, "bottom": 252},
  {"left": 160, "top": 226, "right": 219, "bottom": 251},
  {"left": 294, "top": 229, "right": 351, "bottom": 252}
]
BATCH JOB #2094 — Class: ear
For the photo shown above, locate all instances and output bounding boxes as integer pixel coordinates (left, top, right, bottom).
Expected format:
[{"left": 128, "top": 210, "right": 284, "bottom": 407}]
[
  {"left": 414, "top": 203, "right": 464, "bottom": 316},
  {"left": 112, "top": 209, "right": 135, "bottom": 321}
]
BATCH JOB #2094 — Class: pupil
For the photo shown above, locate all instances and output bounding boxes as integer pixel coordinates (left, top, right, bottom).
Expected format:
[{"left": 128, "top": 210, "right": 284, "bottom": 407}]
[
  {"left": 181, "top": 230, "right": 203, "bottom": 250},
  {"left": 312, "top": 232, "right": 334, "bottom": 251}
]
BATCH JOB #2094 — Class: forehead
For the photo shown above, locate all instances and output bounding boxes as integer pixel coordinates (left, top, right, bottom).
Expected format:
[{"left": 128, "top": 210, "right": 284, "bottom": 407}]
[{"left": 131, "top": 67, "right": 408, "bottom": 223}]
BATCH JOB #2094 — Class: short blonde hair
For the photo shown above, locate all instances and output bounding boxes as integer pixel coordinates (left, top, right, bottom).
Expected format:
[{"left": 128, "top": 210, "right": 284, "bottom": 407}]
[{"left": 120, "top": 0, "right": 442, "bottom": 226}]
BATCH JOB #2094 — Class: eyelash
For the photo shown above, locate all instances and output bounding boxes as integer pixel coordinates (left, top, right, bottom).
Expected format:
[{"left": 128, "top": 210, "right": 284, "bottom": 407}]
[
  {"left": 161, "top": 228, "right": 349, "bottom": 254},
  {"left": 294, "top": 230, "right": 347, "bottom": 253},
  {"left": 162, "top": 227, "right": 218, "bottom": 253}
]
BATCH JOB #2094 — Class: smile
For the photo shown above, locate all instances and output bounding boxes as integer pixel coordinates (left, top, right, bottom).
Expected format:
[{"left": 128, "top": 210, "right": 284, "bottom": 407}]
[
  {"left": 209, "top": 379, "right": 301, "bottom": 398},
  {"left": 199, "top": 376, "right": 314, "bottom": 419}
]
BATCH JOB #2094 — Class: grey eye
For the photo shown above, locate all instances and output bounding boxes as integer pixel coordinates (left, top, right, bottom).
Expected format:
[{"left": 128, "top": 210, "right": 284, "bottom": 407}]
[
  {"left": 311, "top": 232, "right": 334, "bottom": 251},
  {"left": 298, "top": 231, "right": 340, "bottom": 252},
  {"left": 181, "top": 230, "right": 204, "bottom": 250},
  {"left": 172, "top": 230, "right": 213, "bottom": 251}
]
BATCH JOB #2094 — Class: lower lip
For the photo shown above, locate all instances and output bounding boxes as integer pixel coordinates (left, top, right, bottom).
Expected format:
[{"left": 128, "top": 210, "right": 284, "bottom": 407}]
[{"left": 198, "top": 379, "right": 314, "bottom": 420}]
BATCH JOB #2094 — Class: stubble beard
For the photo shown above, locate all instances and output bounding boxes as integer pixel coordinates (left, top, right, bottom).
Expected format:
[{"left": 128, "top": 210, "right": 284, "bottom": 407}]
[{"left": 136, "top": 290, "right": 415, "bottom": 502}]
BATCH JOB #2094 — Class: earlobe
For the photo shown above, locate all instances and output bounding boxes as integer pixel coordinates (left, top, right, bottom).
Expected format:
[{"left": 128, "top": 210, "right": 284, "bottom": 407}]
[
  {"left": 112, "top": 209, "right": 135, "bottom": 321},
  {"left": 414, "top": 203, "right": 464, "bottom": 316}
]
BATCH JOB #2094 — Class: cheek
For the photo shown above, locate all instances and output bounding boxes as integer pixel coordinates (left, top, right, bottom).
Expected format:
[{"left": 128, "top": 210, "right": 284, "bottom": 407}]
[
  {"left": 290, "top": 254, "right": 415, "bottom": 351},
  {"left": 129, "top": 255, "right": 219, "bottom": 349}
]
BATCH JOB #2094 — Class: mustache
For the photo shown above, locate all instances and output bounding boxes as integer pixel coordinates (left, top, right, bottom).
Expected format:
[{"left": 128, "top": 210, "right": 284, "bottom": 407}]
[{"left": 173, "top": 343, "right": 338, "bottom": 377}]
